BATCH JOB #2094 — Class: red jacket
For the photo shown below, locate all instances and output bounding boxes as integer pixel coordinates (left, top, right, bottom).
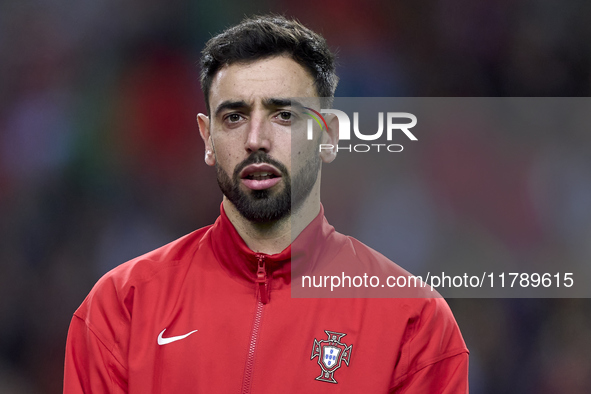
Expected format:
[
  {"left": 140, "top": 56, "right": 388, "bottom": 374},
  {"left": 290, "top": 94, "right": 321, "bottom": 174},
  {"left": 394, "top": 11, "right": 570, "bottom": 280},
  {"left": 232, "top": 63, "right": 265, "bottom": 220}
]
[{"left": 64, "top": 205, "right": 469, "bottom": 393}]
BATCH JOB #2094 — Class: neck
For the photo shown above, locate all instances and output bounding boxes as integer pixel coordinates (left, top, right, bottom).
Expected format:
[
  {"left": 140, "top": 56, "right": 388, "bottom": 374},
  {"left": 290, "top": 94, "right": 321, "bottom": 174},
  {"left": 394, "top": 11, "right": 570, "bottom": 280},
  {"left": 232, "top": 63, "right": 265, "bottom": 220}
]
[{"left": 222, "top": 186, "right": 321, "bottom": 255}]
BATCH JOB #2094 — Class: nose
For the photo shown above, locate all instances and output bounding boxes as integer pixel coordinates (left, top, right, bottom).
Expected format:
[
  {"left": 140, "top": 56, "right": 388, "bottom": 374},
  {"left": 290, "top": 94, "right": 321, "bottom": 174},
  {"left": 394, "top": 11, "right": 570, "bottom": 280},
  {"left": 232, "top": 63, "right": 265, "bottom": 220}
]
[{"left": 244, "top": 115, "right": 272, "bottom": 153}]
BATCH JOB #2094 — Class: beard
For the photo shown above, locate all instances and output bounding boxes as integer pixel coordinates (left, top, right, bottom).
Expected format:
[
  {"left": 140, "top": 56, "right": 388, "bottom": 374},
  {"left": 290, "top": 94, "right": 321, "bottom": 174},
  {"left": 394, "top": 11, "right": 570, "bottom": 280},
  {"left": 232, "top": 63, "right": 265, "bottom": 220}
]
[{"left": 215, "top": 150, "right": 320, "bottom": 223}]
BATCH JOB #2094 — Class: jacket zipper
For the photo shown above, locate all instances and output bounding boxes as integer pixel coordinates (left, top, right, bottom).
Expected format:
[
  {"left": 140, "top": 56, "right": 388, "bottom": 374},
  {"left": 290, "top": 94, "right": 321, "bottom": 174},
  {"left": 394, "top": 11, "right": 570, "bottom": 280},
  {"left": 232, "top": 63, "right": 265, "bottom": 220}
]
[
  {"left": 255, "top": 254, "right": 269, "bottom": 304},
  {"left": 241, "top": 254, "right": 268, "bottom": 394}
]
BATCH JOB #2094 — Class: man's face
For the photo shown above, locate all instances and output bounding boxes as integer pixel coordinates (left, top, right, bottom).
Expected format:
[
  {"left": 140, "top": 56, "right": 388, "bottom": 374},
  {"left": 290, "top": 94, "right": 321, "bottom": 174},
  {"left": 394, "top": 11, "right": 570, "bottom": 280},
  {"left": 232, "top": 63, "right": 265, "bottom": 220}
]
[{"left": 198, "top": 56, "right": 325, "bottom": 223}]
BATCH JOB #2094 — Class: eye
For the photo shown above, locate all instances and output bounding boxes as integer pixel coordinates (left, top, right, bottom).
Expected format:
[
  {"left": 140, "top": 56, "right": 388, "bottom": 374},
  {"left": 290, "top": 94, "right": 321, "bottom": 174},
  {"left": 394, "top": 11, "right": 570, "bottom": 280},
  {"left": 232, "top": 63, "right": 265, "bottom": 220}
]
[
  {"left": 227, "top": 113, "right": 243, "bottom": 123},
  {"left": 273, "top": 111, "right": 295, "bottom": 125},
  {"left": 278, "top": 111, "right": 292, "bottom": 121}
]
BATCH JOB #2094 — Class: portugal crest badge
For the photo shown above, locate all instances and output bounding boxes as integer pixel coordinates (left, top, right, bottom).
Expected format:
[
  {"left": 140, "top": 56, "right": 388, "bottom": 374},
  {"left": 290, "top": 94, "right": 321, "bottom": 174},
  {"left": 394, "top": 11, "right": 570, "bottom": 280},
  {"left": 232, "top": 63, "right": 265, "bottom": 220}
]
[{"left": 310, "top": 330, "right": 353, "bottom": 383}]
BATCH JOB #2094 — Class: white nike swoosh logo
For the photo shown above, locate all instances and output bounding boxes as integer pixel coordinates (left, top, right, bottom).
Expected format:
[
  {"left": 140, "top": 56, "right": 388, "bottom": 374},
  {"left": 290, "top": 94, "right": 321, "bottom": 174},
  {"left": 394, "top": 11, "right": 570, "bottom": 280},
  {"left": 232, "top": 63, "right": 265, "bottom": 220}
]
[{"left": 157, "top": 329, "right": 198, "bottom": 345}]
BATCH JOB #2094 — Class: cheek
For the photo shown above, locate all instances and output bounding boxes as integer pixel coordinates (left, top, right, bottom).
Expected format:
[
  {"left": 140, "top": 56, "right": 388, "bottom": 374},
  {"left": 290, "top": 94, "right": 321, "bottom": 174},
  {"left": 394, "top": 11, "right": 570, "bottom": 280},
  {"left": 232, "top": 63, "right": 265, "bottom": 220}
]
[
  {"left": 213, "top": 139, "right": 242, "bottom": 171},
  {"left": 292, "top": 135, "right": 318, "bottom": 156},
  {"left": 291, "top": 141, "right": 319, "bottom": 173}
]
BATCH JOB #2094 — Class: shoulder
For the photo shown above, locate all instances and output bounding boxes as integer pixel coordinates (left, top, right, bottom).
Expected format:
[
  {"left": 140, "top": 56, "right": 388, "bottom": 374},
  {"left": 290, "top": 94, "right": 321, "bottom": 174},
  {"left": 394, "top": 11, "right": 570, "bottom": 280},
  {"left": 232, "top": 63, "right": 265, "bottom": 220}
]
[
  {"left": 327, "top": 233, "right": 436, "bottom": 298},
  {"left": 344, "top": 235, "right": 411, "bottom": 274},
  {"left": 99, "top": 224, "right": 211, "bottom": 288},
  {"left": 74, "top": 224, "right": 213, "bottom": 323},
  {"left": 67, "top": 224, "right": 215, "bottom": 365}
]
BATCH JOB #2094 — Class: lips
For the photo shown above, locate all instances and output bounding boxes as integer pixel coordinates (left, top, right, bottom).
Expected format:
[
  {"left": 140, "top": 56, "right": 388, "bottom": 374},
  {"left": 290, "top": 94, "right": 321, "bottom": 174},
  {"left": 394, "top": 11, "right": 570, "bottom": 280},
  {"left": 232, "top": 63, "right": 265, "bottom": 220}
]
[{"left": 240, "top": 163, "right": 282, "bottom": 190}]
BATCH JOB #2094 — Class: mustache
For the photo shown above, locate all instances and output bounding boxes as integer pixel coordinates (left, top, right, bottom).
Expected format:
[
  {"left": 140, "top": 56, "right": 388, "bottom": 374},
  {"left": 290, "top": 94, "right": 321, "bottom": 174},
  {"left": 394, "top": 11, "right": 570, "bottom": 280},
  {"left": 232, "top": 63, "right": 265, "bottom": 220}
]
[{"left": 232, "top": 151, "right": 289, "bottom": 179}]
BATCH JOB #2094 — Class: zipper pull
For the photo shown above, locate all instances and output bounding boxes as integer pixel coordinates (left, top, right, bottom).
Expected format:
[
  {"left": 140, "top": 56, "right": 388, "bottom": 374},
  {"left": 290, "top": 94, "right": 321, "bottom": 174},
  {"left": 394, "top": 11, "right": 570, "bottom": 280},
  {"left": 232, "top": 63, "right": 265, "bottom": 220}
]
[{"left": 255, "top": 254, "right": 269, "bottom": 304}]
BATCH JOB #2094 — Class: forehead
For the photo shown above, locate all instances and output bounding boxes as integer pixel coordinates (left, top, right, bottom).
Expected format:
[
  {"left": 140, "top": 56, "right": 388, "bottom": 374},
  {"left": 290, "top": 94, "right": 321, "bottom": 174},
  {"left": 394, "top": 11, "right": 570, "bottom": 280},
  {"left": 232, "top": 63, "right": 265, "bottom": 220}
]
[{"left": 208, "top": 56, "right": 317, "bottom": 110}]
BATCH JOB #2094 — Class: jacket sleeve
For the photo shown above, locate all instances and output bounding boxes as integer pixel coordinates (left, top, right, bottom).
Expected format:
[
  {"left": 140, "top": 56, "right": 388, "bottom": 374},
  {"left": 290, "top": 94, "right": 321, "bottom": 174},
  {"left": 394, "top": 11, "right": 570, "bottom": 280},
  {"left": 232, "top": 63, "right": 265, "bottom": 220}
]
[
  {"left": 64, "top": 266, "right": 133, "bottom": 394},
  {"left": 390, "top": 352, "right": 469, "bottom": 393},
  {"left": 64, "top": 314, "right": 128, "bottom": 393},
  {"left": 390, "top": 298, "right": 469, "bottom": 393}
]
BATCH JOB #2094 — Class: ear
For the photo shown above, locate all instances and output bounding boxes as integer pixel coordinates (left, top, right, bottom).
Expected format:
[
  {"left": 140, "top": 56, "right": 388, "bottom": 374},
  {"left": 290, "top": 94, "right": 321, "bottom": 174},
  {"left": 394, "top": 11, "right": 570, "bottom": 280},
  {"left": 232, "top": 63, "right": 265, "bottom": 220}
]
[
  {"left": 319, "top": 114, "right": 339, "bottom": 163},
  {"left": 197, "top": 113, "right": 215, "bottom": 166}
]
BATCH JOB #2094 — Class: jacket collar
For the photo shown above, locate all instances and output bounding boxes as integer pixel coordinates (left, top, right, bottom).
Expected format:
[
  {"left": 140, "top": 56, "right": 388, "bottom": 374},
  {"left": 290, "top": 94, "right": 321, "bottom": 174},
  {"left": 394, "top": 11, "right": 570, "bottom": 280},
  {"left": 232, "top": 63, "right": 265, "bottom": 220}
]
[{"left": 209, "top": 203, "right": 345, "bottom": 289}]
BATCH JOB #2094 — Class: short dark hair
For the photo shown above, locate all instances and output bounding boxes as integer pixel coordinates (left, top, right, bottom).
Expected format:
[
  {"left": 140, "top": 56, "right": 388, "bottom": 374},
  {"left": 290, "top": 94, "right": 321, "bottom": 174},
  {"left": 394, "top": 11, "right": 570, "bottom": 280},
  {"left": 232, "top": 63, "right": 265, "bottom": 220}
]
[{"left": 200, "top": 15, "right": 338, "bottom": 112}]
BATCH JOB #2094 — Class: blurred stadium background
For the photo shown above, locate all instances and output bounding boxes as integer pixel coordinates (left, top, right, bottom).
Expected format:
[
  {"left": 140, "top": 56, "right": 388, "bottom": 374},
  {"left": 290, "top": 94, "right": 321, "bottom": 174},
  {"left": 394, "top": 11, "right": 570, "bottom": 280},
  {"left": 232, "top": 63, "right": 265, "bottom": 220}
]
[{"left": 1, "top": 0, "right": 590, "bottom": 392}]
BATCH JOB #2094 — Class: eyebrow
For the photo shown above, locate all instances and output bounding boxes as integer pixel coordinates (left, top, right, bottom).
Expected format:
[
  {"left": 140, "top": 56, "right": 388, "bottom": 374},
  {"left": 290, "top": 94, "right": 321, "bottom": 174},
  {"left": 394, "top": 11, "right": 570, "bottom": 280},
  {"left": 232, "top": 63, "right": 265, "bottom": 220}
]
[
  {"left": 264, "top": 98, "right": 306, "bottom": 110},
  {"left": 214, "top": 98, "right": 307, "bottom": 118},
  {"left": 214, "top": 100, "right": 249, "bottom": 118}
]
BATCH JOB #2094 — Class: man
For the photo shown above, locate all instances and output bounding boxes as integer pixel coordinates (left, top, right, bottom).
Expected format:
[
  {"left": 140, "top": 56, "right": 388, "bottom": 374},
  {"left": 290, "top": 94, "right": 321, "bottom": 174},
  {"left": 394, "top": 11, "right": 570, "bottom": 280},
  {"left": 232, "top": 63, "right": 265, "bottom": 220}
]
[{"left": 64, "top": 15, "right": 469, "bottom": 393}]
